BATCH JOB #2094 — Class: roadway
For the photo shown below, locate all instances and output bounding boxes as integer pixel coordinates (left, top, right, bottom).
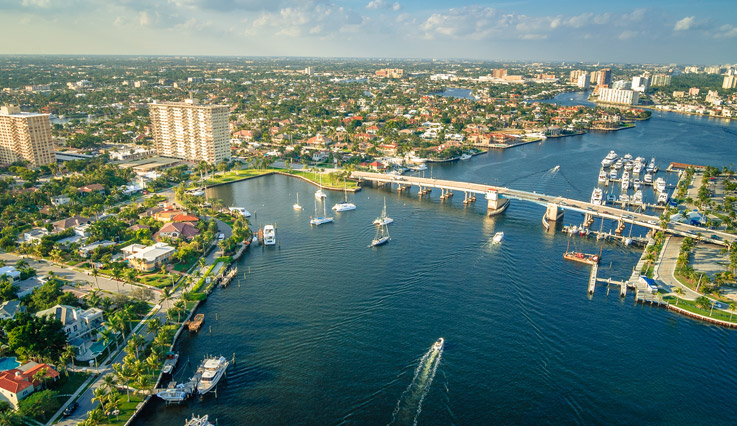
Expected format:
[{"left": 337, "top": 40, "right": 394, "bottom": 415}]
[{"left": 351, "top": 171, "right": 736, "bottom": 246}]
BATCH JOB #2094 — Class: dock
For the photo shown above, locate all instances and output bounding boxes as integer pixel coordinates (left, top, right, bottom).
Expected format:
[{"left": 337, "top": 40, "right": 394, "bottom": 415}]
[
  {"left": 588, "top": 263, "right": 598, "bottom": 294},
  {"left": 219, "top": 267, "right": 237, "bottom": 288},
  {"left": 184, "top": 313, "right": 205, "bottom": 332}
]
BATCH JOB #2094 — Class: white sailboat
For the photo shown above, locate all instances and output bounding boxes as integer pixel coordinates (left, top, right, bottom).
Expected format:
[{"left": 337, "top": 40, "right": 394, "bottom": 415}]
[
  {"left": 310, "top": 199, "right": 334, "bottom": 226},
  {"left": 373, "top": 197, "right": 393, "bottom": 225},
  {"left": 332, "top": 181, "right": 356, "bottom": 211},
  {"left": 369, "top": 222, "right": 390, "bottom": 247},
  {"left": 293, "top": 193, "right": 302, "bottom": 210},
  {"left": 315, "top": 173, "right": 326, "bottom": 200}
]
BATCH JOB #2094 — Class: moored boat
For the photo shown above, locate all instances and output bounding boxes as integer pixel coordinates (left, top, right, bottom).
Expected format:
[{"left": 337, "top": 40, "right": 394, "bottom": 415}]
[
  {"left": 162, "top": 351, "right": 179, "bottom": 375},
  {"left": 184, "top": 414, "right": 214, "bottom": 426},
  {"left": 195, "top": 356, "right": 229, "bottom": 395},
  {"left": 263, "top": 225, "right": 276, "bottom": 245}
]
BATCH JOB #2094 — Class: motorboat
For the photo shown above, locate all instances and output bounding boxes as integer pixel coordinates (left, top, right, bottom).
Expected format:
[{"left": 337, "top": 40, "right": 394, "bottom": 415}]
[
  {"left": 263, "top": 225, "right": 276, "bottom": 245},
  {"left": 633, "top": 162, "right": 643, "bottom": 174},
  {"left": 609, "top": 169, "right": 618, "bottom": 180},
  {"left": 657, "top": 192, "right": 668, "bottom": 205},
  {"left": 614, "top": 159, "right": 623, "bottom": 169},
  {"left": 185, "top": 414, "right": 215, "bottom": 426},
  {"left": 621, "top": 176, "right": 629, "bottom": 190},
  {"left": 655, "top": 177, "right": 666, "bottom": 193},
  {"left": 162, "top": 352, "right": 179, "bottom": 375},
  {"left": 187, "top": 189, "right": 205, "bottom": 197},
  {"left": 369, "top": 222, "right": 390, "bottom": 247},
  {"left": 195, "top": 356, "right": 229, "bottom": 395},
  {"left": 373, "top": 197, "right": 393, "bottom": 225},
  {"left": 293, "top": 193, "right": 302, "bottom": 210},
  {"left": 493, "top": 232, "right": 504, "bottom": 243},
  {"left": 598, "top": 170, "right": 607, "bottom": 182},
  {"left": 310, "top": 199, "right": 334, "bottom": 226},
  {"left": 647, "top": 157, "right": 656, "bottom": 172},
  {"left": 624, "top": 161, "right": 634, "bottom": 171},
  {"left": 228, "top": 207, "right": 251, "bottom": 218},
  {"left": 644, "top": 173, "right": 653, "bottom": 184},
  {"left": 315, "top": 189, "right": 326, "bottom": 200},
  {"left": 633, "top": 178, "right": 641, "bottom": 190},
  {"left": 590, "top": 188, "right": 603, "bottom": 205},
  {"left": 433, "top": 338, "right": 445, "bottom": 352},
  {"left": 623, "top": 153, "right": 633, "bottom": 161},
  {"left": 606, "top": 194, "right": 616, "bottom": 203},
  {"left": 619, "top": 194, "right": 630, "bottom": 203},
  {"left": 459, "top": 153, "right": 472, "bottom": 160},
  {"left": 156, "top": 384, "right": 190, "bottom": 403},
  {"left": 633, "top": 190, "right": 644, "bottom": 205}
]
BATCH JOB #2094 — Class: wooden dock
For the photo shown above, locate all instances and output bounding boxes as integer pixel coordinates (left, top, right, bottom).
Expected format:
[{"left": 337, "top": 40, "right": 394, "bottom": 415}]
[{"left": 184, "top": 314, "right": 205, "bottom": 332}]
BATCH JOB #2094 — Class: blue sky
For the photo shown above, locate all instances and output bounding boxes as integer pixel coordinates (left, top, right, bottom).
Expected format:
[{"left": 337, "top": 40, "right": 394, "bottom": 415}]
[{"left": 0, "top": 0, "right": 735, "bottom": 64}]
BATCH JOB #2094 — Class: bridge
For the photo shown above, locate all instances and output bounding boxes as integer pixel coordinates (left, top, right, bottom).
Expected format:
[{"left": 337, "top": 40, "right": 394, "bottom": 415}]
[{"left": 351, "top": 171, "right": 734, "bottom": 246}]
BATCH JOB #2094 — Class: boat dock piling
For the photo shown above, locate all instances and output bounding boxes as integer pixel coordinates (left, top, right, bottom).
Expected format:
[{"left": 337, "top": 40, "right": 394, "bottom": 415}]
[{"left": 588, "top": 263, "right": 598, "bottom": 294}]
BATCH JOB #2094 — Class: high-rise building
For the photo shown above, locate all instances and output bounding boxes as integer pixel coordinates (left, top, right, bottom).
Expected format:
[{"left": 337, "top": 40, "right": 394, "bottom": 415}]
[
  {"left": 631, "top": 76, "right": 649, "bottom": 93},
  {"left": 597, "top": 88, "right": 639, "bottom": 105},
  {"left": 650, "top": 74, "right": 672, "bottom": 87},
  {"left": 0, "top": 105, "right": 55, "bottom": 167},
  {"left": 576, "top": 74, "right": 590, "bottom": 89},
  {"left": 569, "top": 70, "right": 587, "bottom": 83},
  {"left": 149, "top": 99, "right": 230, "bottom": 164},
  {"left": 492, "top": 68, "right": 508, "bottom": 79},
  {"left": 723, "top": 75, "right": 737, "bottom": 89}
]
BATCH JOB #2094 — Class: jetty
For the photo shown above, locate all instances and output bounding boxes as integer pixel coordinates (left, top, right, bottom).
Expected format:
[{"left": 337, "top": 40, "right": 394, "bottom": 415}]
[{"left": 185, "top": 314, "right": 205, "bottom": 332}]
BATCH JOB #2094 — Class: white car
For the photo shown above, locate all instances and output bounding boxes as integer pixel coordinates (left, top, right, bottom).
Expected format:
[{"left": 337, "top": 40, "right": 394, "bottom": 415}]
[{"left": 217, "top": 233, "right": 225, "bottom": 240}]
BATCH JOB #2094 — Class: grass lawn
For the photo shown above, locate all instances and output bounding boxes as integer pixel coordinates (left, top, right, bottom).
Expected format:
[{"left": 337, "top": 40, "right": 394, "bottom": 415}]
[
  {"left": 52, "top": 372, "right": 90, "bottom": 396},
  {"left": 99, "top": 394, "right": 146, "bottom": 426},
  {"left": 283, "top": 169, "right": 357, "bottom": 189},
  {"left": 138, "top": 273, "right": 173, "bottom": 288},
  {"left": 664, "top": 296, "right": 737, "bottom": 323},
  {"left": 192, "top": 167, "right": 358, "bottom": 190},
  {"left": 172, "top": 257, "right": 198, "bottom": 273}
]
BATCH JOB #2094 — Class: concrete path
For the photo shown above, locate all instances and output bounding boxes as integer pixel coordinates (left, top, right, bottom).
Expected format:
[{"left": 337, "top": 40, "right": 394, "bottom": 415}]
[{"left": 655, "top": 236, "right": 700, "bottom": 300}]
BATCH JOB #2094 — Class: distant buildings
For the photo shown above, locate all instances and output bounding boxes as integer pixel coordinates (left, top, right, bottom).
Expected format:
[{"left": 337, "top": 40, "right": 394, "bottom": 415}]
[
  {"left": 149, "top": 98, "right": 230, "bottom": 164},
  {"left": 598, "top": 88, "right": 640, "bottom": 105},
  {"left": 492, "top": 68, "right": 508, "bottom": 79},
  {"left": 576, "top": 74, "right": 590, "bottom": 89},
  {"left": 631, "top": 76, "right": 649, "bottom": 93},
  {"left": 0, "top": 105, "right": 55, "bottom": 167},
  {"left": 590, "top": 68, "right": 612, "bottom": 87},
  {"left": 650, "top": 74, "right": 672, "bottom": 87},
  {"left": 723, "top": 75, "right": 737, "bottom": 89},
  {"left": 375, "top": 69, "right": 403, "bottom": 78},
  {"left": 569, "top": 70, "right": 587, "bottom": 83}
]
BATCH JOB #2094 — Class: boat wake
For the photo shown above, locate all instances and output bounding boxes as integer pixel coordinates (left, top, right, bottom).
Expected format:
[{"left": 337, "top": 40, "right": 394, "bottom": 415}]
[{"left": 388, "top": 343, "right": 443, "bottom": 426}]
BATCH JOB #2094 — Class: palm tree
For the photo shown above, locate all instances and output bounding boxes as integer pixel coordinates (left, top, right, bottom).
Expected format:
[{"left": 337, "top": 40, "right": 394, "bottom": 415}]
[
  {"left": 99, "top": 327, "right": 116, "bottom": 354},
  {"left": 126, "top": 268, "right": 137, "bottom": 288},
  {"left": 169, "top": 300, "right": 186, "bottom": 323},
  {"left": 729, "top": 303, "right": 736, "bottom": 322},
  {"left": 159, "top": 287, "right": 172, "bottom": 309},
  {"left": 91, "top": 387, "right": 108, "bottom": 412},
  {"left": 91, "top": 266, "right": 100, "bottom": 290},
  {"left": 14, "top": 259, "right": 28, "bottom": 270},
  {"left": 146, "top": 317, "right": 162, "bottom": 336},
  {"left": 145, "top": 353, "right": 159, "bottom": 377},
  {"left": 111, "top": 267, "right": 123, "bottom": 290},
  {"left": 109, "top": 313, "right": 127, "bottom": 344},
  {"left": 32, "top": 368, "right": 47, "bottom": 390},
  {"left": 674, "top": 287, "right": 684, "bottom": 305},
  {"left": 112, "top": 363, "right": 132, "bottom": 402},
  {"left": 101, "top": 373, "right": 118, "bottom": 394},
  {"left": 106, "top": 392, "right": 122, "bottom": 421}
]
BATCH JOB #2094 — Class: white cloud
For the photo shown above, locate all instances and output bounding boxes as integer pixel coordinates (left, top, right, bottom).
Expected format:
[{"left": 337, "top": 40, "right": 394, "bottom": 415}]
[
  {"left": 674, "top": 16, "right": 694, "bottom": 31},
  {"left": 618, "top": 30, "right": 637, "bottom": 40},
  {"left": 714, "top": 24, "right": 737, "bottom": 38},
  {"left": 366, "top": 0, "right": 400, "bottom": 11}
]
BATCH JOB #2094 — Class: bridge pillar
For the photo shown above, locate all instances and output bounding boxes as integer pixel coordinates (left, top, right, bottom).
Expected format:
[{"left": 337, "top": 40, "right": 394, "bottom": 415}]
[
  {"left": 545, "top": 203, "right": 564, "bottom": 221},
  {"left": 486, "top": 190, "right": 510, "bottom": 216}
]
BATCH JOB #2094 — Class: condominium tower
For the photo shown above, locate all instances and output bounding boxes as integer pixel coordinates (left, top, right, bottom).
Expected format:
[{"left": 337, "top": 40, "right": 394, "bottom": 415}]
[
  {"left": 149, "top": 99, "right": 230, "bottom": 164},
  {"left": 0, "top": 105, "right": 55, "bottom": 167}
]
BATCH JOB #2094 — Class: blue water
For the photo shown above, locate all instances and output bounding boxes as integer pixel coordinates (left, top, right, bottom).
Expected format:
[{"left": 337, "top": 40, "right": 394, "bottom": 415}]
[
  {"left": 0, "top": 357, "right": 20, "bottom": 371},
  {"left": 435, "top": 87, "right": 475, "bottom": 100},
  {"left": 136, "top": 107, "right": 737, "bottom": 425}
]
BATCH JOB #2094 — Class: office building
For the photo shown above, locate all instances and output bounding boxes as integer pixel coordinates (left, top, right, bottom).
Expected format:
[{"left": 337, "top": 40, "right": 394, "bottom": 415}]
[
  {"left": 149, "top": 99, "right": 230, "bottom": 164},
  {"left": 569, "top": 70, "right": 587, "bottom": 83},
  {"left": 576, "top": 74, "right": 590, "bottom": 89},
  {"left": 0, "top": 105, "right": 55, "bottom": 167},
  {"left": 631, "top": 76, "right": 649, "bottom": 93},
  {"left": 598, "top": 88, "right": 640, "bottom": 105},
  {"left": 723, "top": 75, "right": 737, "bottom": 89},
  {"left": 650, "top": 74, "right": 672, "bottom": 87}
]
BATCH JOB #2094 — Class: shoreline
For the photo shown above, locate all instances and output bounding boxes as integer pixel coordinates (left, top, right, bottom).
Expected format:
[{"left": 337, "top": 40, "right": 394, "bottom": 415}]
[{"left": 201, "top": 170, "right": 362, "bottom": 192}]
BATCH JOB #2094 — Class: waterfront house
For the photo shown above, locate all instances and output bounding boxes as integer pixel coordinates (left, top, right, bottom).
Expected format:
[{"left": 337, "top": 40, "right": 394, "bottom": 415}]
[
  {"left": 0, "top": 362, "right": 59, "bottom": 409},
  {"left": 35, "top": 305, "right": 104, "bottom": 340},
  {"left": 123, "top": 242, "right": 175, "bottom": 271},
  {"left": 153, "top": 222, "right": 199, "bottom": 242},
  {"left": 77, "top": 183, "right": 106, "bottom": 195}
]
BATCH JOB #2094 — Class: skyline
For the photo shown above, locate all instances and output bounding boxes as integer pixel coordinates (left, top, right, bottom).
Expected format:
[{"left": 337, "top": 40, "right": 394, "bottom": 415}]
[{"left": 1, "top": 1, "right": 736, "bottom": 64}]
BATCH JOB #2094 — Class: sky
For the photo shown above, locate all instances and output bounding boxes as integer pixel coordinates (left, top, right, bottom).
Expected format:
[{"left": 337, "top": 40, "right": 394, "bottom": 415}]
[{"left": 1, "top": 0, "right": 735, "bottom": 64}]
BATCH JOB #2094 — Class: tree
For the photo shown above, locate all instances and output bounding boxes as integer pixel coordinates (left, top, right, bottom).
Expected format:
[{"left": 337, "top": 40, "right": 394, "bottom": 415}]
[
  {"left": 91, "top": 266, "right": 100, "bottom": 290},
  {"left": 730, "top": 303, "right": 736, "bottom": 322},
  {"left": 674, "top": 287, "right": 684, "bottom": 305},
  {"left": 0, "top": 278, "right": 18, "bottom": 303},
  {"left": 0, "top": 410, "right": 22, "bottom": 426},
  {"left": 146, "top": 317, "right": 162, "bottom": 336},
  {"left": 18, "top": 390, "right": 60, "bottom": 420},
  {"left": 168, "top": 300, "right": 186, "bottom": 323},
  {"left": 112, "top": 363, "right": 132, "bottom": 402},
  {"left": 32, "top": 367, "right": 48, "bottom": 390},
  {"left": 91, "top": 387, "right": 108, "bottom": 412},
  {"left": 5, "top": 313, "right": 67, "bottom": 361}
]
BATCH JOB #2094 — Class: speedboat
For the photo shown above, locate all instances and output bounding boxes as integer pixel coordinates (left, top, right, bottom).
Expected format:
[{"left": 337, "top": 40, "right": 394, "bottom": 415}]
[
  {"left": 590, "top": 188, "right": 603, "bottom": 205},
  {"left": 156, "top": 384, "right": 190, "bottom": 403},
  {"left": 228, "top": 207, "right": 251, "bottom": 217},
  {"left": 263, "top": 225, "right": 276, "bottom": 245},
  {"left": 188, "top": 189, "right": 205, "bottom": 197},
  {"left": 195, "top": 356, "right": 229, "bottom": 395},
  {"left": 647, "top": 157, "right": 656, "bottom": 172},
  {"left": 598, "top": 170, "right": 607, "bottom": 182},
  {"left": 493, "top": 232, "right": 504, "bottom": 243},
  {"left": 185, "top": 415, "right": 214, "bottom": 426},
  {"left": 460, "top": 153, "right": 472, "bottom": 160},
  {"left": 633, "top": 178, "right": 641, "bottom": 190},
  {"left": 162, "top": 352, "right": 179, "bottom": 375},
  {"left": 655, "top": 177, "right": 666, "bottom": 193},
  {"left": 614, "top": 159, "right": 623, "bottom": 169},
  {"left": 433, "top": 338, "right": 444, "bottom": 351},
  {"left": 606, "top": 194, "right": 616, "bottom": 203}
]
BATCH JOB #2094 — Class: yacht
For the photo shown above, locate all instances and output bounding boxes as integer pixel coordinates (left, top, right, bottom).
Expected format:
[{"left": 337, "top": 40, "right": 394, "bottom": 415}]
[
  {"left": 293, "top": 193, "right": 302, "bottom": 210},
  {"left": 623, "top": 153, "right": 633, "bottom": 161},
  {"left": 373, "top": 197, "right": 394, "bottom": 225},
  {"left": 633, "top": 190, "right": 644, "bottom": 205},
  {"left": 598, "top": 170, "right": 607, "bottom": 182},
  {"left": 185, "top": 415, "right": 215, "bottom": 426},
  {"left": 621, "top": 175, "right": 629, "bottom": 190},
  {"left": 609, "top": 169, "right": 618, "bottom": 180},
  {"left": 195, "top": 356, "right": 229, "bottom": 395},
  {"left": 310, "top": 199, "right": 334, "bottom": 226},
  {"left": 369, "top": 222, "right": 390, "bottom": 247},
  {"left": 624, "top": 161, "right": 634, "bottom": 171},
  {"left": 619, "top": 193, "right": 630, "bottom": 203},
  {"left": 332, "top": 182, "right": 356, "bottom": 212},
  {"left": 633, "top": 178, "right": 641, "bottom": 190},
  {"left": 604, "top": 150, "right": 618, "bottom": 162},
  {"left": 411, "top": 163, "right": 428, "bottom": 172},
  {"left": 614, "top": 159, "right": 623, "bottom": 169},
  {"left": 156, "top": 383, "right": 190, "bottom": 403},
  {"left": 187, "top": 189, "right": 205, "bottom": 197},
  {"left": 590, "top": 188, "right": 603, "bottom": 205},
  {"left": 228, "top": 207, "right": 251, "bottom": 217},
  {"left": 647, "top": 158, "right": 656, "bottom": 173},
  {"left": 654, "top": 177, "right": 666, "bottom": 193},
  {"left": 433, "top": 338, "right": 445, "bottom": 352},
  {"left": 263, "top": 225, "right": 276, "bottom": 245},
  {"left": 657, "top": 192, "right": 669, "bottom": 205},
  {"left": 644, "top": 173, "right": 653, "bottom": 184},
  {"left": 633, "top": 162, "right": 643, "bottom": 174},
  {"left": 459, "top": 153, "right": 472, "bottom": 160},
  {"left": 492, "top": 232, "right": 504, "bottom": 243},
  {"left": 162, "top": 352, "right": 179, "bottom": 375},
  {"left": 315, "top": 189, "right": 327, "bottom": 200}
]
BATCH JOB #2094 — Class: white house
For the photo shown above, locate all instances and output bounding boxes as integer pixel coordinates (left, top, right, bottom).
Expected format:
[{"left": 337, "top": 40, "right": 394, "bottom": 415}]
[
  {"left": 35, "top": 305, "right": 104, "bottom": 340},
  {"left": 123, "top": 242, "right": 175, "bottom": 272},
  {"left": 0, "top": 267, "right": 21, "bottom": 282}
]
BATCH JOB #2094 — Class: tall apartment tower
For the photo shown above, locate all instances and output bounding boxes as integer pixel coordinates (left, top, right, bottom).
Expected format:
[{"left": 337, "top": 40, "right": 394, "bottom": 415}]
[
  {"left": 0, "top": 105, "right": 55, "bottom": 167},
  {"left": 149, "top": 99, "right": 230, "bottom": 164}
]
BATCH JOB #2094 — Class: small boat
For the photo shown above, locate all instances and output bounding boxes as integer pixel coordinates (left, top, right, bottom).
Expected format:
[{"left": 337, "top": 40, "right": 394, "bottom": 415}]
[
  {"left": 162, "top": 352, "right": 179, "bottom": 375},
  {"left": 228, "top": 207, "right": 251, "bottom": 217},
  {"left": 332, "top": 182, "right": 356, "bottom": 211},
  {"left": 369, "top": 223, "right": 390, "bottom": 247},
  {"left": 552, "top": 165, "right": 560, "bottom": 172},
  {"left": 633, "top": 162, "right": 643, "bottom": 174},
  {"left": 492, "top": 232, "right": 504, "bottom": 243},
  {"left": 598, "top": 170, "right": 607, "bottom": 182},
  {"left": 624, "top": 161, "right": 634, "bottom": 171},
  {"left": 644, "top": 173, "right": 653, "bottom": 184},
  {"left": 433, "top": 338, "right": 445, "bottom": 351},
  {"left": 156, "top": 384, "right": 190, "bottom": 403},
  {"left": 195, "top": 356, "right": 229, "bottom": 395},
  {"left": 633, "top": 178, "right": 641, "bottom": 190},
  {"left": 184, "top": 414, "right": 214, "bottom": 426},
  {"left": 657, "top": 192, "right": 668, "bottom": 205},
  {"left": 373, "top": 197, "right": 393, "bottom": 225},
  {"left": 654, "top": 177, "right": 666, "bottom": 193},
  {"left": 187, "top": 189, "right": 205, "bottom": 197},
  {"left": 623, "top": 153, "right": 633, "bottom": 161},
  {"left": 310, "top": 199, "right": 333, "bottom": 226},
  {"left": 614, "top": 159, "right": 623, "bottom": 169},
  {"left": 263, "top": 225, "right": 276, "bottom": 246},
  {"left": 619, "top": 194, "right": 630, "bottom": 203},
  {"left": 293, "top": 193, "right": 302, "bottom": 210},
  {"left": 459, "top": 153, "right": 472, "bottom": 160},
  {"left": 590, "top": 188, "right": 603, "bottom": 205},
  {"left": 563, "top": 251, "right": 600, "bottom": 265},
  {"left": 647, "top": 157, "right": 656, "bottom": 172},
  {"left": 315, "top": 189, "right": 326, "bottom": 200},
  {"left": 633, "top": 190, "right": 644, "bottom": 205},
  {"left": 606, "top": 194, "right": 616, "bottom": 203},
  {"left": 609, "top": 169, "right": 618, "bottom": 180},
  {"left": 185, "top": 314, "right": 204, "bottom": 332}
]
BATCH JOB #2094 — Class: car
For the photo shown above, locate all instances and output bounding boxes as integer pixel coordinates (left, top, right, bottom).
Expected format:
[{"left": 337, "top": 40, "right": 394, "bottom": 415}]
[
  {"left": 714, "top": 302, "right": 725, "bottom": 309},
  {"left": 647, "top": 220, "right": 657, "bottom": 225},
  {"left": 62, "top": 402, "right": 79, "bottom": 417},
  {"left": 217, "top": 233, "right": 225, "bottom": 240},
  {"left": 710, "top": 234, "right": 721, "bottom": 240}
]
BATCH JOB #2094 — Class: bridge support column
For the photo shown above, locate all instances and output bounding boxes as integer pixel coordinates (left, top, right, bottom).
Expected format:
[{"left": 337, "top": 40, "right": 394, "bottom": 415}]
[
  {"left": 486, "top": 190, "right": 509, "bottom": 216},
  {"left": 545, "top": 203, "right": 564, "bottom": 222}
]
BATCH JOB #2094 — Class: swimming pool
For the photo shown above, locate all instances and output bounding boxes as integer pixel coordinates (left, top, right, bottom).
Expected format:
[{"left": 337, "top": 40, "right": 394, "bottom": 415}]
[
  {"left": 89, "top": 340, "right": 107, "bottom": 355},
  {"left": 0, "top": 357, "right": 20, "bottom": 371}
]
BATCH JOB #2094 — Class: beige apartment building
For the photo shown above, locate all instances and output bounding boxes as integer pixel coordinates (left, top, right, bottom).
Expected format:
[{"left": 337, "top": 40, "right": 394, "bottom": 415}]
[
  {"left": 0, "top": 105, "right": 55, "bottom": 167},
  {"left": 149, "top": 99, "right": 230, "bottom": 164}
]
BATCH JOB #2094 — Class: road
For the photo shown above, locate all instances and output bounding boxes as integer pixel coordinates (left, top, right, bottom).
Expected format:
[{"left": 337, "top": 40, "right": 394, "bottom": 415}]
[{"left": 654, "top": 237, "right": 700, "bottom": 300}]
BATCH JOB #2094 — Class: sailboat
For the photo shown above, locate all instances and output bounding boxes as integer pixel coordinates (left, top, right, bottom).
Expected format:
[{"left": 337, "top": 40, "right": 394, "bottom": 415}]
[
  {"left": 373, "top": 197, "right": 393, "bottom": 225},
  {"left": 293, "top": 193, "right": 302, "bottom": 210},
  {"left": 310, "top": 199, "right": 333, "bottom": 226},
  {"left": 369, "top": 222, "right": 390, "bottom": 247},
  {"left": 315, "top": 173, "right": 326, "bottom": 200},
  {"left": 332, "top": 180, "right": 356, "bottom": 211}
]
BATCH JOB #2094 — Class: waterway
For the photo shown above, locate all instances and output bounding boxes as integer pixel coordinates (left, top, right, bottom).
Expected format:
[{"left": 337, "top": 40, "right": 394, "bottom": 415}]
[{"left": 136, "top": 102, "right": 737, "bottom": 425}]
